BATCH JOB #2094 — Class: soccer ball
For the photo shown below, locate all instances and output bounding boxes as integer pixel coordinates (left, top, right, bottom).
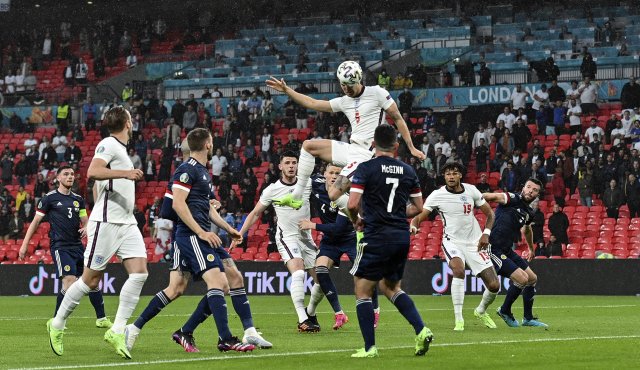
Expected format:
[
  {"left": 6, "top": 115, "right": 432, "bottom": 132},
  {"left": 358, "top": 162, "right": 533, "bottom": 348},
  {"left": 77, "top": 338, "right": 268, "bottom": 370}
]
[{"left": 336, "top": 61, "right": 363, "bottom": 86}]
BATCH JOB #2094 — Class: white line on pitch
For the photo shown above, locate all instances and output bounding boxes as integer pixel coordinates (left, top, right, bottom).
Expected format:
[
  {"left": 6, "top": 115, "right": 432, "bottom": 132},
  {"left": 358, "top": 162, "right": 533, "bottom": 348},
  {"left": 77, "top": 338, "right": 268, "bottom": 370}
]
[
  {"left": 8, "top": 335, "right": 640, "bottom": 370},
  {"left": 0, "top": 304, "right": 637, "bottom": 321}
]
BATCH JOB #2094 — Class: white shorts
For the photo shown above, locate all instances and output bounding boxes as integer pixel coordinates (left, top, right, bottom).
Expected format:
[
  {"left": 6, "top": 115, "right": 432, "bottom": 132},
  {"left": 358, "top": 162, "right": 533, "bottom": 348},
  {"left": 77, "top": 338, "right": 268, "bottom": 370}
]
[
  {"left": 84, "top": 221, "right": 146, "bottom": 271},
  {"left": 331, "top": 141, "right": 374, "bottom": 178},
  {"left": 276, "top": 236, "right": 318, "bottom": 269},
  {"left": 441, "top": 239, "right": 493, "bottom": 276}
]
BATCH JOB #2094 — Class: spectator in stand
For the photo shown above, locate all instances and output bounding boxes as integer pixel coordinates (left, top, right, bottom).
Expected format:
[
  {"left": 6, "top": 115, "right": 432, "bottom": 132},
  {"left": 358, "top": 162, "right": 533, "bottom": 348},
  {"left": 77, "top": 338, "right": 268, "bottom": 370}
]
[
  {"left": 532, "top": 84, "right": 550, "bottom": 135},
  {"left": 1, "top": 154, "right": 13, "bottom": 184},
  {"left": 547, "top": 80, "right": 566, "bottom": 103},
  {"left": 165, "top": 118, "right": 181, "bottom": 148},
  {"left": 56, "top": 100, "right": 70, "bottom": 134},
  {"left": 585, "top": 118, "right": 605, "bottom": 143},
  {"left": 64, "top": 139, "right": 81, "bottom": 166},
  {"left": 548, "top": 203, "right": 569, "bottom": 245},
  {"left": 240, "top": 176, "right": 257, "bottom": 213},
  {"left": 434, "top": 135, "right": 451, "bottom": 157},
  {"left": 82, "top": 98, "right": 98, "bottom": 130},
  {"left": 182, "top": 104, "right": 197, "bottom": 132},
  {"left": 126, "top": 50, "right": 137, "bottom": 68},
  {"left": 623, "top": 173, "right": 640, "bottom": 218},
  {"left": 15, "top": 185, "right": 27, "bottom": 211},
  {"left": 128, "top": 148, "right": 143, "bottom": 170},
  {"left": 578, "top": 77, "right": 598, "bottom": 115},
  {"left": 121, "top": 82, "right": 133, "bottom": 102},
  {"left": 498, "top": 129, "right": 515, "bottom": 155},
  {"left": 397, "top": 87, "right": 415, "bottom": 117},
  {"left": 511, "top": 84, "right": 529, "bottom": 111},
  {"left": 552, "top": 100, "right": 567, "bottom": 136},
  {"left": 392, "top": 72, "right": 406, "bottom": 90},
  {"left": 226, "top": 189, "right": 241, "bottom": 214},
  {"left": 603, "top": 179, "right": 624, "bottom": 219},
  {"left": 501, "top": 161, "right": 518, "bottom": 192},
  {"left": 75, "top": 58, "right": 88, "bottom": 85},
  {"left": 144, "top": 152, "right": 156, "bottom": 182},
  {"left": 478, "top": 62, "right": 491, "bottom": 85},
  {"left": 577, "top": 164, "right": 594, "bottom": 207},
  {"left": 432, "top": 147, "right": 447, "bottom": 176},
  {"left": 580, "top": 53, "right": 597, "bottom": 80},
  {"left": 7, "top": 210, "right": 23, "bottom": 240},
  {"left": 52, "top": 130, "right": 68, "bottom": 162},
  {"left": 620, "top": 77, "right": 640, "bottom": 110},
  {"left": 566, "top": 98, "right": 582, "bottom": 135},
  {"left": 472, "top": 124, "right": 489, "bottom": 150},
  {"left": 228, "top": 152, "right": 244, "bottom": 184},
  {"left": 377, "top": 69, "right": 391, "bottom": 89},
  {"left": 473, "top": 138, "right": 488, "bottom": 172},
  {"left": 512, "top": 119, "right": 532, "bottom": 153},
  {"left": 210, "top": 148, "right": 227, "bottom": 186},
  {"left": 545, "top": 235, "right": 563, "bottom": 257},
  {"left": 497, "top": 106, "right": 516, "bottom": 132},
  {"left": 18, "top": 193, "right": 35, "bottom": 223},
  {"left": 476, "top": 173, "right": 492, "bottom": 193},
  {"left": 551, "top": 167, "right": 566, "bottom": 207},
  {"left": 423, "top": 108, "right": 436, "bottom": 131},
  {"left": 530, "top": 200, "right": 545, "bottom": 249}
]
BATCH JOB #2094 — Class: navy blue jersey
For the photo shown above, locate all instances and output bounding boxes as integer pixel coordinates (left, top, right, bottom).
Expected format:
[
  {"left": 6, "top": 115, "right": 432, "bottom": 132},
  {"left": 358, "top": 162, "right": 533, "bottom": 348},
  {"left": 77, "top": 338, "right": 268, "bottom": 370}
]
[
  {"left": 350, "top": 156, "right": 422, "bottom": 240},
  {"left": 36, "top": 190, "right": 86, "bottom": 248},
  {"left": 172, "top": 157, "right": 215, "bottom": 237},
  {"left": 489, "top": 192, "right": 534, "bottom": 250},
  {"left": 310, "top": 175, "right": 356, "bottom": 245}
]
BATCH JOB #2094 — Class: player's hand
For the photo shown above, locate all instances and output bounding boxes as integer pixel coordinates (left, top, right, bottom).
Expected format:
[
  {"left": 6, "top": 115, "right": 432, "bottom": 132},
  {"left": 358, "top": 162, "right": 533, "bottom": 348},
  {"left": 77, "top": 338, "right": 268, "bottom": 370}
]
[
  {"left": 353, "top": 216, "right": 364, "bottom": 232},
  {"left": 126, "top": 169, "right": 144, "bottom": 181},
  {"left": 266, "top": 76, "right": 288, "bottom": 93},
  {"left": 409, "top": 218, "right": 419, "bottom": 235},
  {"left": 477, "top": 234, "right": 490, "bottom": 251},
  {"left": 298, "top": 219, "right": 315, "bottom": 231},
  {"left": 228, "top": 228, "right": 243, "bottom": 244},
  {"left": 410, "top": 147, "right": 426, "bottom": 161},
  {"left": 526, "top": 247, "right": 534, "bottom": 262},
  {"left": 18, "top": 244, "right": 28, "bottom": 261},
  {"left": 198, "top": 231, "right": 222, "bottom": 247},
  {"left": 79, "top": 227, "right": 87, "bottom": 239},
  {"left": 229, "top": 238, "right": 241, "bottom": 251},
  {"left": 210, "top": 199, "right": 222, "bottom": 210}
]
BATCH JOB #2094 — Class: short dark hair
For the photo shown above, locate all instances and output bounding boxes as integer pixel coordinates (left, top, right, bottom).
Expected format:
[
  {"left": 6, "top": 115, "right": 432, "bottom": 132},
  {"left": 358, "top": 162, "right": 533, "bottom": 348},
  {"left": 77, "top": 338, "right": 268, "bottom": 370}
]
[
  {"left": 374, "top": 124, "right": 397, "bottom": 151},
  {"left": 441, "top": 162, "right": 466, "bottom": 176},
  {"left": 103, "top": 106, "right": 130, "bottom": 133},
  {"left": 186, "top": 128, "right": 211, "bottom": 152},
  {"left": 526, "top": 178, "right": 543, "bottom": 188},
  {"left": 57, "top": 165, "right": 73, "bottom": 175},
  {"left": 280, "top": 150, "right": 298, "bottom": 162}
]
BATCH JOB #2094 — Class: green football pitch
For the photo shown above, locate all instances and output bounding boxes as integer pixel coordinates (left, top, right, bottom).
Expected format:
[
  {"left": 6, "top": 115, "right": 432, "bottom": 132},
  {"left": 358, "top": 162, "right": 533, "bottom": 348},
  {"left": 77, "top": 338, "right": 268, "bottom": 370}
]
[{"left": 1, "top": 295, "right": 639, "bottom": 369}]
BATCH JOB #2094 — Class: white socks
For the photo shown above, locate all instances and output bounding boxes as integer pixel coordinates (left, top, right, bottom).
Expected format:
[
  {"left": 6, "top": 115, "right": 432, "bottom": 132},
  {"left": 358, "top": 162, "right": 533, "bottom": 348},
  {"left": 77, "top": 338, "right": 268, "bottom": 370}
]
[
  {"left": 306, "top": 283, "right": 324, "bottom": 316},
  {"left": 293, "top": 148, "right": 315, "bottom": 199},
  {"left": 290, "top": 270, "right": 307, "bottom": 322},
  {"left": 451, "top": 277, "right": 465, "bottom": 322},
  {"left": 476, "top": 288, "right": 498, "bottom": 315},
  {"left": 112, "top": 273, "right": 148, "bottom": 334},
  {"left": 244, "top": 326, "right": 258, "bottom": 337},
  {"left": 52, "top": 278, "right": 92, "bottom": 330}
]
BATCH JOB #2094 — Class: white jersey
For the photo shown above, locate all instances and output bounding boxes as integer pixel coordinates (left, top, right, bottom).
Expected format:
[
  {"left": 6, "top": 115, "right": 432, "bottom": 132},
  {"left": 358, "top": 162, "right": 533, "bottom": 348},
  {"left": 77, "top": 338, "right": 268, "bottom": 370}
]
[
  {"left": 329, "top": 85, "right": 395, "bottom": 149},
  {"left": 90, "top": 137, "right": 137, "bottom": 224},
  {"left": 423, "top": 183, "right": 486, "bottom": 244},
  {"left": 259, "top": 178, "right": 313, "bottom": 240}
]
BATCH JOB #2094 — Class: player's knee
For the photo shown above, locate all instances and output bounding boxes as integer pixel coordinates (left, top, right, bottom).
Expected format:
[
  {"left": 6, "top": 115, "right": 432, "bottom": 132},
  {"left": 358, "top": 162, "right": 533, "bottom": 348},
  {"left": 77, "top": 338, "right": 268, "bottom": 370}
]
[
  {"left": 486, "top": 279, "right": 500, "bottom": 293},
  {"left": 61, "top": 276, "right": 76, "bottom": 290},
  {"left": 226, "top": 269, "right": 244, "bottom": 289},
  {"left": 129, "top": 273, "right": 148, "bottom": 285},
  {"left": 527, "top": 272, "right": 538, "bottom": 286},
  {"left": 84, "top": 275, "right": 102, "bottom": 290},
  {"left": 301, "top": 139, "right": 312, "bottom": 152},
  {"left": 451, "top": 266, "right": 465, "bottom": 279},
  {"left": 512, "top": 271, "right": 528, "bottom": 287}
]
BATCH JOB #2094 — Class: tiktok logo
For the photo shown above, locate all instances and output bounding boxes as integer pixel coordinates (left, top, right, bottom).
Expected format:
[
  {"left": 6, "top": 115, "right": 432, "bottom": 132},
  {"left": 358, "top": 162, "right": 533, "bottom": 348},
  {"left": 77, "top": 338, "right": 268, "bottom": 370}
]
[
  {"left": 29, "top": 266, "right": 49, "bottom": 295},
  {"left": 28, "top": 266, "right": 117, "bottom": 295},
  {"left": 431, "top": 262, "right": 511, "bottom": 294}
]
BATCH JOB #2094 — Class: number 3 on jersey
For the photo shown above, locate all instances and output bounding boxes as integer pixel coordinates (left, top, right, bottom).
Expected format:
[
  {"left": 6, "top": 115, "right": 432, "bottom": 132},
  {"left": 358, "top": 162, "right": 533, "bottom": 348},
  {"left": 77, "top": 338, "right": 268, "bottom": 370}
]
[{"left": 385, "top": 178, "right": 399, "bottom": 212}]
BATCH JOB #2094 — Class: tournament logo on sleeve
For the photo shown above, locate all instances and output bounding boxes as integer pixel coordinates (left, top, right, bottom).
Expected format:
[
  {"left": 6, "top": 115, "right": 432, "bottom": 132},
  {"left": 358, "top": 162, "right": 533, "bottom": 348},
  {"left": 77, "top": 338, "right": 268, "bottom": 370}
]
[
  {"left": 97, "top": 146, "right": 105, "bottom": 153},
  {"left": 73, "top": 201, "right": 79, "bottom": 208},
  {"left": 180, "top": 173, "right": 189, "bottom": 183}
]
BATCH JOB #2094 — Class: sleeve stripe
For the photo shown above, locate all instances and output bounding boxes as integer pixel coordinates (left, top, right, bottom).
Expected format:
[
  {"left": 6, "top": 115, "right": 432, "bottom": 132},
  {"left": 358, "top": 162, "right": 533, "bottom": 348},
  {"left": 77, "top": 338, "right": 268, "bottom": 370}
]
[
  {"left": 351, "top": 184, "right": 365, "bottom": 190},
  {"left": 410, "top": 193, "right": 423, "bottom": 198},
  {"left": 36, "top": 211, "right": 46, "bottom": 217},
  {"left": 172, "top": 184, "right": 191, "bottom": 193},
  {"left": 174, "top": 181, "right": 192, "bottom": 189},
  {"left": 350, "top": 188, "right": 364, "bottom": 194},
  {"left": 164, "top": 192, "right": 174, "bottom": 199},
  {"left": 504, "top": 193, "right": 510, "bottom": 204},
  {"left": 411, "top": 188, "right": 421, "bottom": 194}
]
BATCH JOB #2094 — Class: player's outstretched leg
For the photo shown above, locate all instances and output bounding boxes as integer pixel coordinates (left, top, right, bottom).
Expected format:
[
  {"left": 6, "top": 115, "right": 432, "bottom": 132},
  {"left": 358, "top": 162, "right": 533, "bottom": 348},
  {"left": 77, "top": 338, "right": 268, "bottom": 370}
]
[
  {"left": 125, "top": 290, "right": 173, "bottom": 351},
  {"left": 274, "top": 147, "right": 315, "bottom": 209},
  {"left": 204, "top": 288, "right": 255, "bottom": 352},
  {"left": 173, "top": 296, "right": 210, "bottom": 352},
  {"left": 305, "top": 283, "right": 324, "bottom": 330},
  {"left": 315, "top": 265, "right": 349, "bottom": 330},
  {"left": 49, "top": 277, "right": 93, "bottom": 355},
  {"left": 474, "top": 288, "right": 498, "bottom": 329},
  {"left": 388, "top": 290, "right": 433, "bottom": 355},
  {"left": 89, "top": 289, "right": 113, "bottom": 328},
  {"left": 230, "top": 287, "right": 273, "bottom": 349},
  {"left": 497, "top": 282, "right": 524, "bottom": 328},
  {"left": 105, "top": 272, "right": 147, "bottom": 359},
  {"left": 521, "top": 285, "right": 548, "bottom": 328}
]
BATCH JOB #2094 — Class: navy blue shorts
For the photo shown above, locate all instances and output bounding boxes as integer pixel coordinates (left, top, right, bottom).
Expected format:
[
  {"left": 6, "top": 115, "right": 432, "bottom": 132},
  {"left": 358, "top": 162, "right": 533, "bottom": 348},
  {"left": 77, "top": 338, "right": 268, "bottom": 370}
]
[
  {"left": 51, "top": 247, "right": 84, "bottom": 277},
  {"left": 489, "top": 246, "right": 529, "bottom": 277},
  {"left": 318, "top": 238, "right": 356, "bottom": 267},
  {"left": 169, "top": 242, "right": 180, "bottom": 271},
  {"left": 349, "top": 241, "right": 409, "bottom": 282},
  {"left": 175, "top": 235, "right": 225, "bottom": 280}
]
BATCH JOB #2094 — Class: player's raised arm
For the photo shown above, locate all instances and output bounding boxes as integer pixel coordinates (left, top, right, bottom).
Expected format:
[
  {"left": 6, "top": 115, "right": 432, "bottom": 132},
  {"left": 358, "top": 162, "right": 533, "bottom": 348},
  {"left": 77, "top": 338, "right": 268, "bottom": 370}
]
[
  {"left": 482, "top": 192, "right": 510, "bottom": 205},
  {"left": 386, "top": 103, "right": 425, "bottom": 161},
  {"left": 328, "top": 176, "right": 351, "bottom": 202},
  {"left": 87, "top": 157, "right": 142, "bottom": 181},
  {"left": 409, "top": 207, "right": 431, "bottom": 234},
  {"left": 266, "top": 77, "right": 333, "bottom": 112}
]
